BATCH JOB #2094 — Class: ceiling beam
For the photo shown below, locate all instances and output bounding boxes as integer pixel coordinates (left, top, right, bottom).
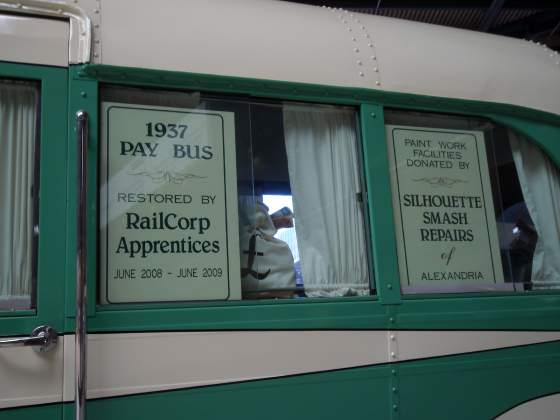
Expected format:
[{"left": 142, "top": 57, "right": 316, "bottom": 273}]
[
  {"left": 479, "top": 0, "right": 506, "bottom": 31},
  {"left": 283, "top": 0, "right": 560, "bottom": 9},
  {"left": 492, "top": 10, "right": 560, "bottom": 37}
]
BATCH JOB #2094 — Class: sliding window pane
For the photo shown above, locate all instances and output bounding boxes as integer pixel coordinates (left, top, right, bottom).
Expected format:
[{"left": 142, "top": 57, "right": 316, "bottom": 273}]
[
  {"left": 99, "top": 86, "right": 372, "bottom": 303},
  {"left": 0, "top": 80, "right": 39, "bottom": 310}
]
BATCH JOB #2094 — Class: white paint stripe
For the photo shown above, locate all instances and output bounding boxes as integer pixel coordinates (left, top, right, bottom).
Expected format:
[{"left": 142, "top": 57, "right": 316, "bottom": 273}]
[
  {"left": 390, "top": 330, "right": 560, "bottom": 361},
  {"left": 63, "top": 331, "right": 388, "bottom": 401},
  {"left": 2, "top": 330, "right": 560, "bottom": 409},
  {"left": 0, "top": 341, "right": 64, "bottom": 409}
]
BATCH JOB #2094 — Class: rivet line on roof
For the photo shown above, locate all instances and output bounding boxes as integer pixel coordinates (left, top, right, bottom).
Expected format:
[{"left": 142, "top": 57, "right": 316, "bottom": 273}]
[
  {"left": 359, "top": 17, "right": 381, "bottom": 87},
  {"left": 333, "top": 8, "right": 382, "bottom": 84}
]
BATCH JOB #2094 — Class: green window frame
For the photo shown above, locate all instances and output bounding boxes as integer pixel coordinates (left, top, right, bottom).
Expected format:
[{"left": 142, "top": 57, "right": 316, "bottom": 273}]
[
  {"left": 67, "top": 64, "right": 560, "bottom": 334},
  {"left": 0, "top": 61, "right": 67, "bottom": 337}
]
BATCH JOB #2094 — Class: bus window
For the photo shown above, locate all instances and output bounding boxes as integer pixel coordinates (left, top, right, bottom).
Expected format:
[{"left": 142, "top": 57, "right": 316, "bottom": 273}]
[
  {"left": 0, "top": 79, "right": 40, "bottom": 311},
  {"left": 385, "top": 109, "right": 560, "bottom": 294},
  {"left": 99, "top": 86, "right": 371, "bottom": 304},
  {"left": 261, "top": 194, "right": 303, "bottom": 290}
]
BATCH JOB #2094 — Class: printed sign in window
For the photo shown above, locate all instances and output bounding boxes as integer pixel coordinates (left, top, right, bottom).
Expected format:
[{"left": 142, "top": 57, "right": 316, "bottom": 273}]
[
  {"left": 387, "top": 126, "right": 504, "bottom": 292},
  {"left": 100, "top": 103, "right": 240, "bottom": 303}
]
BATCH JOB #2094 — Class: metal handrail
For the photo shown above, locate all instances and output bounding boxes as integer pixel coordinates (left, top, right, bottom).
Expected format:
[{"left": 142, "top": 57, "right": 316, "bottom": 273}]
[{"left": 75, "top": 110, "right": 88, "bottom": 420}]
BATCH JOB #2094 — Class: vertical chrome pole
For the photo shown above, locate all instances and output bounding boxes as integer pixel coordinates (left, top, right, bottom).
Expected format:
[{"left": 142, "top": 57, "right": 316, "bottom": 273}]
[{"left": 75, "top": 110, "right": 88, "bottom": 420}]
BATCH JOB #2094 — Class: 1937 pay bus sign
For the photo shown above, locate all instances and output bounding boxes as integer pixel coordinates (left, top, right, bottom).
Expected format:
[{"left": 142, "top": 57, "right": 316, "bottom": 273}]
[
  {"left": 100, "top": 103, "right": 240, "bottom": 303},
  {"left": 387, "top": 126, "right": 504, "bottom": 292}
]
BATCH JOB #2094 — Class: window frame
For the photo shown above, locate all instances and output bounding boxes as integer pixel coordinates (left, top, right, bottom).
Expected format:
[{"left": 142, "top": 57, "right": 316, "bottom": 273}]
[
  {"left": 72, "top": 64, "right": 560, "bottom": 334},
  {"left": 69, "top": 67, "right": 384, "bottom": 336},
  {"left": 96, "top": 86, "right": 375, "bottom": 304},
  {"left": 368, "top": 104, "right": 560, "bottom": 330},
  {"left": 382, "top": 109, "right": 556, "bottom": 296},
  {"left": 0, "top": 61, "right": 67, "bottom": 337}
]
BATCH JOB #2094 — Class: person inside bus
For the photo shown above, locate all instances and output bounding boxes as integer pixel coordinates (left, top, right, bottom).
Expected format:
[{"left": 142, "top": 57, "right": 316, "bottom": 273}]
[{"left": 498, "top": 201, "right": 538, "bottom": 289}]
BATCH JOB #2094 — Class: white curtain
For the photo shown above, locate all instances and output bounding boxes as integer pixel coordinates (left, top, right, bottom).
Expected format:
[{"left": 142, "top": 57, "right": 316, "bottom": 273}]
[
  {"left": 509, "top": 129, "right": 560, "bottom": 289},
  {"left": 0, "top": 81, "right": 37, "bottom": 305},
  {"left": 283, "top": 105, "right": 369, "bottom": 297}
]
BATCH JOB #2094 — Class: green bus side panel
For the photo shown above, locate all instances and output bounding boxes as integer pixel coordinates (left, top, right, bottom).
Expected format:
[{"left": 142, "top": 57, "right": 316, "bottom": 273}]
[
  {"left": 65, "top": 366, "right": 392, "bottom": 420},
  {"left": 4, "top": 342, "right": 560, "bottom": 420},
  {"left": 0, "top": 61, "right": 68, "bottom": 336},
  {"left": 398, "top": 340, "right": 560, "bottom": 420},
  {"left": 58, "top": 342, "right": 560, "bottom": 420},
  {"left": 1, "top": 405, "right": 61, "bottom": 420}
]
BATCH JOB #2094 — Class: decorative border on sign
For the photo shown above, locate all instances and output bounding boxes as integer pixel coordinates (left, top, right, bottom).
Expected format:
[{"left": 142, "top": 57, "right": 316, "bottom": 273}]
[
  {"left": 105, "top": 105, "right": 231, "bottom": 303},
  {"left": 391, "top": 128, "right": 496, "bottom": 286},
  {"left": 412, "top": 176, "right": 467, "bottom": 188},
  {"left": 128, "top": 170, "right": 206, "bottom": 184}
]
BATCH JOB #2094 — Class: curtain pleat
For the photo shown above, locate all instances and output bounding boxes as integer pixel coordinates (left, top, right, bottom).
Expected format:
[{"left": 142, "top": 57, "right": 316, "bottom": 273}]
[
  {"left": 509, "top": 129, "right": 560, "bottom": 289},
  {"left": 283, "top": 105, "right": 369, "bottom": 297}
]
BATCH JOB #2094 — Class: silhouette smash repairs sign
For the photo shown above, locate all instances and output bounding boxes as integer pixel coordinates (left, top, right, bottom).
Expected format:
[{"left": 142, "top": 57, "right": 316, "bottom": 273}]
[
  {"left": 100, "top": 103, "right": 240, "bottom": 303},
  {"left": 387, "top": 126, "right": 504, "bottom": 292}
]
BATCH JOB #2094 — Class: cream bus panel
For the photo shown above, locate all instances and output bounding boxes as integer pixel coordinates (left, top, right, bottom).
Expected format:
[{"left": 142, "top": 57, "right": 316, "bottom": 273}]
[
  {"left": 62, "top": 331, "right": 389, "bottom": 401},
  {"left": 0, "top": 342, "right": 64, "bottom": 409},
  {"left": 0, "top": 13, "right": 68, "bottom": 67},
  {"left": 97, "top": 0, "right": 560, "bottom": 117},
  {"left": 496, "top": 394, "right": 560, "bottom": 420}
]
